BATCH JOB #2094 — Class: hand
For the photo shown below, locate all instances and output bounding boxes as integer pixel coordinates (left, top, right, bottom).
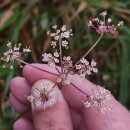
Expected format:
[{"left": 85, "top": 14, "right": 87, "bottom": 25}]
[{"left": 9, "top": 64, "right": 130, "bottom": 130}]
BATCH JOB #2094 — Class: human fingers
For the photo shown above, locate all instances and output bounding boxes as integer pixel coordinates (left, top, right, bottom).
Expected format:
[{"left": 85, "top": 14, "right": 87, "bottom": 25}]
[
  {"left": 23, "top": 64, "right": 59, "bottom": 85},
  {"left": 30, "top": 79, "right": 73, "bottom": 130},
  {"left": 9, "top": 77, "right": 33, "bottom": 120},
  {"left": 23, "top": 64, "right": 130, "bottom": 130},
  {"left": 62, "top": 74, "right": 130, "bottom": 130},
  {"left": 13, "top": 117, "right": 33, "bottom": 130},
  {"left": 10, "top": 77, "right": 31, "bottom": 106},
  {"left": 9, "top": 93, "right": 29, "bottom": 113}
]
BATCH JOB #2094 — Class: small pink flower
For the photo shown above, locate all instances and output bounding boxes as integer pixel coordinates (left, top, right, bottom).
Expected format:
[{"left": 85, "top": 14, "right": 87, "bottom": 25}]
[
  {"left": 61, "top": 25, "right": 66, "bottom": 31},
  {"left": 100, "top": 11, "right": 107, "bottom": 17},
  {"left": 82, "top": 101, "right": 91, "bottom": 108}
]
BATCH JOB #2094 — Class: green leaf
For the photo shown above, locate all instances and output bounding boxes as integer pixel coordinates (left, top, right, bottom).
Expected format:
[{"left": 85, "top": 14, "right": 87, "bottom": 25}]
[
  {"left": 105, "top": 57, "right": 118, "bottom": 71},
  {"left": 0, "top": 9, "right": 20, "bottom": 31},
  {"left": 40, "top": 13, "right": 49, "bottom": 30},
  {"left": 0, "top": 65, "right": 9, "bottom": 76},
  {"left": 4, "top": 69, "right": 15, "bottom": 95},
  {"left": 9, "top": 0, "right": 39, "bottom": 42},
  {"left": 119, "top": 35, "right": 130, "bottom": 105}
]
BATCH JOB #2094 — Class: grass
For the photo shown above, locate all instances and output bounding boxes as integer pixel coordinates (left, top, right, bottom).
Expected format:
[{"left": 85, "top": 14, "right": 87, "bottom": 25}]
[{"left": 0, "top": 0, "right": 130, "bottom": 129}]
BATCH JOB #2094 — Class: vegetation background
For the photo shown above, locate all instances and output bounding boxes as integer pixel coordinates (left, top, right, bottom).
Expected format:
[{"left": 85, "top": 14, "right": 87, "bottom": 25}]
[{"left": 0, "top": 0, "right": 130, "bottom": 129}]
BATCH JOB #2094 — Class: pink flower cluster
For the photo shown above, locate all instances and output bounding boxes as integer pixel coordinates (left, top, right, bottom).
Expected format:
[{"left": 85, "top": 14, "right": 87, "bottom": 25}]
[
  {"left": 76, "top": 58, "right": 98, "bottom": 78},
  {"left": 27, "top": 82, "right": 55, "bottom": 109},
  {"left": 42, "top": 52, "right": 59, "bottom": 68},
  {"left": 57, "top": 73, "right": 72, "bottom": 85},
  {"left": 86, "top": 11, "right": 123, "bottom": 37},
  {"left": 1, "top": 42, "right": 31, "bottom": 69},
  {"left": 82, "top": 87, "right": 112, "bottom": 114},
  {"left": 62, "top": 56, "right": 73, "bottom": 72}
]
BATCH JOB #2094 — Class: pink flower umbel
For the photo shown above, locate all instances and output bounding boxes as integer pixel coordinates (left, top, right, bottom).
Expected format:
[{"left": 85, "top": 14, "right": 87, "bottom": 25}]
[
  {"left": 1, "top": 42, "right": 31, "bottom": 69},
  {"left": 83, "top": 87, "right": 112, "bottom": 115},
  {"left": 26, "top": 80, "right": 56, "bottom": 109},
  {"left": 76, "top": 58, "right": 98, "bottom": 78},
  {"left": 86, "top": 11, "right": 123, "bottom": 37}
]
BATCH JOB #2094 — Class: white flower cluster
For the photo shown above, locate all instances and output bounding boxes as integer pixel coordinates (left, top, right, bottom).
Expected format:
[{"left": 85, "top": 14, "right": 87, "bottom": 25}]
[
  {"left": 1, "top": 42, "right": 31, "bottom": 69},
  {"left": 62, "top": 56, "right": 73, "bottom": 72},
  {"left": 76, "top": 58, "right": 98, "bottom": 78},
  {"left": 83, "top": 87, "right": 112, "bottom": 114},
  {"left": 57, "top": 73, "right": 72, "bottom": 85},
  {"left": 27, "top": 85, "right": 54, "bottom": 109},
  {"left": 42, "top": 51, "right": 59, "bottom": 68},
  {"left": 47, "top": 25, "right": 73, "bottom": 49}
]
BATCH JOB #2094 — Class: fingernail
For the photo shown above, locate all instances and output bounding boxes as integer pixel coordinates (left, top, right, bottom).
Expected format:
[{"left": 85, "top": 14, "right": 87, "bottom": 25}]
[{"left": 30, "top": 79, "right": 59, "bottom": 110}]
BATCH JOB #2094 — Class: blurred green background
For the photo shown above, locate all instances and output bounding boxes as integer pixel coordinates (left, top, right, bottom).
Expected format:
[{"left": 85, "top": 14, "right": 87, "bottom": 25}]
[{"left": 0, "top": 0, "right": 130, "bottom": 129}]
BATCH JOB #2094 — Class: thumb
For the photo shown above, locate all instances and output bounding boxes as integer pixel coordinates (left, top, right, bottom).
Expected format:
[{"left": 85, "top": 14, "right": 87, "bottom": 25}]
[{"left": 30, "top": 79, "right": 73, "bottom": 130}]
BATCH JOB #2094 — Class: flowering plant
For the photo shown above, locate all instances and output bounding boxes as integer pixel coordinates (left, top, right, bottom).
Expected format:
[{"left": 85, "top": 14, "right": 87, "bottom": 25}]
[{"left": 1, "top": 11, "right": 123, "bottom": 115}]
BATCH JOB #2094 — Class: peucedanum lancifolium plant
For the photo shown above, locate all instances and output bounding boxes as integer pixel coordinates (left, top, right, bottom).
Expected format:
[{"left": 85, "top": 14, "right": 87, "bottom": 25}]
[{"left": 1, "top": 11, "right": 123, "bottom": 115}]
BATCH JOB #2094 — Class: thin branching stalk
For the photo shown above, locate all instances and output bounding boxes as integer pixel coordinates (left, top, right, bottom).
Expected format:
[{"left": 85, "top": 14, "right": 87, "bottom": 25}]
[
  {"left": 69, "top": 34, "right": 104, "bottom": 72},
  {"left": 17, "top": 59, "right": 60, "bottom": 77},
  {"left": 55, "top": 66, "right": 61, "bottom": 75},
  {"left": 59, "top": 38, "right": 63, "bottom": 74},
  {"left": 70, "top": 82, "right": 89, "bottom": 98}
]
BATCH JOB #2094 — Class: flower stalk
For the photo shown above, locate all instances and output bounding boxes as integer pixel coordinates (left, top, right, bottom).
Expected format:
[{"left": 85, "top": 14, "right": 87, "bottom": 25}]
[
  {"left": 59, "top": 38, "right": 63, "bottom": 74},
  {"left": 17, "top": 59, "right": 59, "bottom": 77},
  {"left": 69, "top": 34, "right": 103, "bottom": 72}
]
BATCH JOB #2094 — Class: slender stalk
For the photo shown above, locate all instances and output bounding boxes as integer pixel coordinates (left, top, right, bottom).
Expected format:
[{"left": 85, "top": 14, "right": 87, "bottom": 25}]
[
  {"left": 16, "top": 59, "right": 60, "bottom": 77},
  {"left": 71, "top": 82, "right": 89, "bottom": 97},
  {"left": 69, "top": 34, "right": 103, "bottom": 72},
  {"left": 52, "top": 58, "right": 61, "bottom": 75},
  {"left": 59, "top": 38, "right": 63, "bottom": 74},
  {"left": 55, "top": 66, "right": 61, "bottom": 75},
  {"left": 16, "top": 108, "right": 31, "bottom": 120}
]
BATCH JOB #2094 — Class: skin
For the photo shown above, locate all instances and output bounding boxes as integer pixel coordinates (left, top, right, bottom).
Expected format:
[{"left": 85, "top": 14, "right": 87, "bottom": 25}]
[{"left": 9, "top": 64, "right": 130, "bottom": 130}]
